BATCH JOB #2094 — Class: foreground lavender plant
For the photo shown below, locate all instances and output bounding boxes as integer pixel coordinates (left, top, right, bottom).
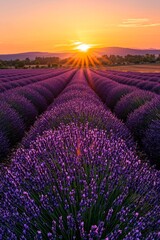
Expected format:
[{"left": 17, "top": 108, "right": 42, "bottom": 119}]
[{"left": 1, "top": 123, "right": 159, "bottom": 239}]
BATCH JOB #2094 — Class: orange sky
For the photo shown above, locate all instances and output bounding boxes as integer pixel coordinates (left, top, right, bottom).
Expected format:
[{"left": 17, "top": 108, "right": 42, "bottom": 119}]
[{"left": 0, "top": 0, "right": 160, "bottom": 53}]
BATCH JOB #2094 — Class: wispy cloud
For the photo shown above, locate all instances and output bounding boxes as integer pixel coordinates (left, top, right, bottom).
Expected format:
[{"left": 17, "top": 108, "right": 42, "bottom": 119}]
[
  {"left": 73, "top": 42, "right": 83, "bottom": 45},
  {"left": 119, "top": 18, "right": 160, "bottom": 28}
]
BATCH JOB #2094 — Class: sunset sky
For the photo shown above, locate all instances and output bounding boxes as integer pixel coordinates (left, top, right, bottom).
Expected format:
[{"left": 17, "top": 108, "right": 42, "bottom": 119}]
[{"left": 0, "top": 0, "right": 160, "bottom": 53}]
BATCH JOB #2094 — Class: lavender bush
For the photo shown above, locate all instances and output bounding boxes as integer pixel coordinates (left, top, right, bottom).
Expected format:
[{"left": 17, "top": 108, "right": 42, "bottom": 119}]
[
  {"left": 126, "top": 97, "right": 160, "bottom": 141},
  {"left": 14, "top": 87, "right": 48, "bottom": 113},
  {"left": 0, "top": 94, "right": 38, "bottom": 128},
  {"left": 114, "top": 90, "right": 156, "bottom": 121},
  {"left": 105, "top": 85, "right": 134, "bottom": 110},
  {"left": 31, "top": 85, "right": 54, "bottom": 104}
]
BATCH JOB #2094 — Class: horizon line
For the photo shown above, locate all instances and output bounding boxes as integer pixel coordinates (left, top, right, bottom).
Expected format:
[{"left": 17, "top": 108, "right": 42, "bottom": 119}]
[{"left": 1, "top": 46, "right": 160, "bottom": 55}]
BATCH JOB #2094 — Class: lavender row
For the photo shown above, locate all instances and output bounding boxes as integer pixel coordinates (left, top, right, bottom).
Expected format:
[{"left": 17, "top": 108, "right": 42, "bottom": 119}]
[
  {"left": 101, "top": 69, "right": 160, "bottom": 85},
  {"left": 0, "top": 69, "right": 69, "bottom": 83},
  {"left": 107, "top": 70, "right": 160, "bottom": 84},
  {"left": 92, "top": 69, "right": 160, "bottom": 94},
  {"left": 85, "top": 69, "right": 137, "bottom": 110},
  {"left": 0, "top": 69, "right": 76, "bottom": 161},
  {"left": 0, "top": 69, "right": 51, "bottom": 81},
  {"left": 86, "top": 70, "right": 160, "bottom": 167},
  {"left": 22, "top": 70, "right": 134, "bottom": 149},
  {"left": 0, "top": 68, "right": 72, "bottom": 93},
  {"left": 0, "top": 69, "right": 57, "bottom": 79},
  {"left": 0, "top": 70, "right": 159, "bottom": 239}
]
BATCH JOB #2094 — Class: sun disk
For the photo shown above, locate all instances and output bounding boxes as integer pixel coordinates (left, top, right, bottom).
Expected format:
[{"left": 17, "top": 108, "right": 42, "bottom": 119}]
[{"left": 76, "top": 43, "right": 90, "bottom": 52}]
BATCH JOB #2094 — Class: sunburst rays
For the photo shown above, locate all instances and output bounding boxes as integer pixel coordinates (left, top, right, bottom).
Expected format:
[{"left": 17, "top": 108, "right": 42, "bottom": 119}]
[{"left": 63, "top": 49, "right": 104, "bottom": 68}]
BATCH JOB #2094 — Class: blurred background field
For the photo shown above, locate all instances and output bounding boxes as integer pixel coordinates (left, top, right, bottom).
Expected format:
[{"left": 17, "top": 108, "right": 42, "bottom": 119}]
[{"left": 103, "top": 63, "right": 160, "bottom": 73}]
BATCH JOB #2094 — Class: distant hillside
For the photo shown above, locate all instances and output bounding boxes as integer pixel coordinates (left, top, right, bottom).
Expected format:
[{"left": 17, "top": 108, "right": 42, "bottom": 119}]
[
  {"left": 0, "top": 52, "right": 72, "bottom": 61},
  {"left": 95, "top": 47, "right": 160, "bottom": 56},
  {"left": 0, "top": 48, "right": 160, "bottom": 60}
]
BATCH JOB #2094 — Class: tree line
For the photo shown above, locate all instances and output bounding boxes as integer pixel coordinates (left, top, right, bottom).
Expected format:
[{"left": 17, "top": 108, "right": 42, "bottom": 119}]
[
  {"left": 0, "top": 54, "right": 160, "bottom": 69},
  {"left": 0, "top": 57, "right": 60, "bottom": 69},
  {"left": 98, "top": 54, "right": 160, "bottom": 66}
]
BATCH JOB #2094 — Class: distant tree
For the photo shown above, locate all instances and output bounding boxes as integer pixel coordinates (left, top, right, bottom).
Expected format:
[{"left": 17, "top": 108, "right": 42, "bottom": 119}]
[
  {"left": 157, "top": 54, "right": 160, "bottom": 62},
  {"left": 14, "top": 59, "right": 25, "bottom": 68},
  {"left": 25, "top": 58, "right": 30, "bottom": 65},
  {"left": 109, "top": 55, "right": 117, "bottom": 65}
]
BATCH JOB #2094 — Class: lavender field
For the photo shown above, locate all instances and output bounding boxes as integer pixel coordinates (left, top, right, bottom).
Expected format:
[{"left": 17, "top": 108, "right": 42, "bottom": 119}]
[{"left": 0, "top": 68, "right": 160, "bottom": 239}]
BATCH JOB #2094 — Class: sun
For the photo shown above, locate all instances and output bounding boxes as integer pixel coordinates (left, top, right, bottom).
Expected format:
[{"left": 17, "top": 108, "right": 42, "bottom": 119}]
[{"left": 76, "top": 43, "right": 91, "bottom": 52}]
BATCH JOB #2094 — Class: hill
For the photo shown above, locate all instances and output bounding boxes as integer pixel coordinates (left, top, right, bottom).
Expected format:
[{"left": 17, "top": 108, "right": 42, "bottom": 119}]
[
  {"left": 0, "top": 52, "right": 72, "bottom": 61},
  {"left": 0, "top": 47, "right": 160, "bottom": 60},
  {"left": 95, "top": 47, "right": 160, "bottom": 56}
]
